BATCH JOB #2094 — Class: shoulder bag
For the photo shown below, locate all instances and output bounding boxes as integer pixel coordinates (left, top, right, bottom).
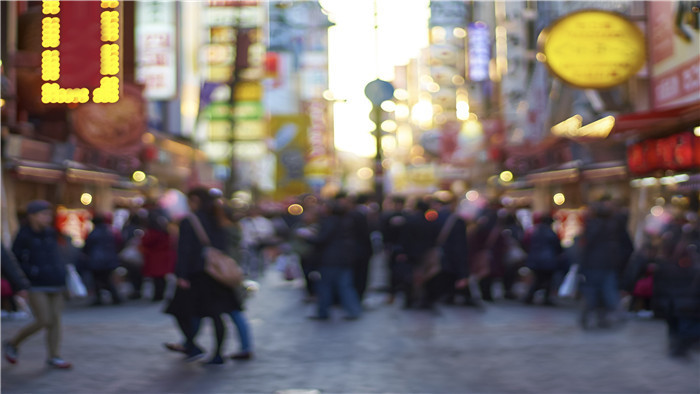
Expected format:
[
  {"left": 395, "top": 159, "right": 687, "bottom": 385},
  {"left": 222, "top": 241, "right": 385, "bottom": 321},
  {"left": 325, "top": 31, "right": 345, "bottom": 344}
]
[{"left": 188, "top": 214, "right": 244, "bottom": 288}]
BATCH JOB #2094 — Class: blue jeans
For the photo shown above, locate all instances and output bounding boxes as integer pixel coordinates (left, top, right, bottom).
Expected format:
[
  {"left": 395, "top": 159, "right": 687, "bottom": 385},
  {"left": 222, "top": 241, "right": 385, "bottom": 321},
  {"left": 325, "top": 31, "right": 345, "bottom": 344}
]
[
  {"left": 580, "top": 269, "right": 619, "bottom": 311},
  {"left": 316, "top": 266, "right": 362, "bottom": 318},
  {"left": 229, "top": 311, "right": 252, "bottom": 353}
]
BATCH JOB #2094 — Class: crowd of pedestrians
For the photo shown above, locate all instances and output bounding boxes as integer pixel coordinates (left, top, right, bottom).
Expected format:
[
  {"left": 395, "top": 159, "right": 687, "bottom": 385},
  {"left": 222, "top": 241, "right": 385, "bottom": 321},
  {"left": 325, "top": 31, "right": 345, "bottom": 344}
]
[{"left": 2, "top": 187, "right": 699, "bottom": 371}]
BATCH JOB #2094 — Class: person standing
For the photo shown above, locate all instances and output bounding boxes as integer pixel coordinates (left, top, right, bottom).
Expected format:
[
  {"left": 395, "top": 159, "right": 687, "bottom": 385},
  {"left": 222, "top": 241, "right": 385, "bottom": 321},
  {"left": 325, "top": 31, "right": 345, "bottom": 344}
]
[
  {"left": 522, "top": 214, "right": 563, "bottom": 306},
  {"left": 579, "top": 198, "right": 634, "bottom": 329},
  {"left": 4, "top": 200, "right": 72, "bottom": 369},
  {"left": 380, "top": 195, "right": 408, "bottom": 305},
  {"left": 140, "top": 209, "right": 176, "bottom": 302},
  {"left": 83, "top": 213, "right": 122, "bottom": 306},
  {"left": 303, "top": 195, "right": 362, "bottom": 320}
]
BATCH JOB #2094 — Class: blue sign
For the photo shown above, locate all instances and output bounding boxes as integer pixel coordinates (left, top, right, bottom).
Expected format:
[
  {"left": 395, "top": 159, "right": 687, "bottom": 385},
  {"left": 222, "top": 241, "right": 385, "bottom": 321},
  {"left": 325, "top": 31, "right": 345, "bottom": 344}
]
[
  {"left": 468, "top": 22, "right": 490, "bottom": 82},
  {"left": 364, "top": 79, "right": 395, "bottom": 106}
]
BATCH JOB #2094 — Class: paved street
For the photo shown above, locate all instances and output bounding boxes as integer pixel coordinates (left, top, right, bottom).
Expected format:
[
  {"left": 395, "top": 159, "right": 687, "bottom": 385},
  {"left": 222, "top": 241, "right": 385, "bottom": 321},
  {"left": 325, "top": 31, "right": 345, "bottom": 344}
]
[{"left": 2, "top": 266, "right": 699, "bottom": 394}]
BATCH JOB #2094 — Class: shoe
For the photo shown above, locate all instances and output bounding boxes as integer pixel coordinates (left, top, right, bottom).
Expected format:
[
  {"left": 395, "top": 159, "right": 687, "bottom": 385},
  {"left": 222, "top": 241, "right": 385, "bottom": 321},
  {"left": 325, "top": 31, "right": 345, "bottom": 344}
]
[
  {"left": 204, "top": 355, "right": 224, "bottom": 365},
  {"left": 163, "top": 342, "right": 186, "bottom": 353},
  {"left": 184, "top": 347, "right": 205, "bottom": 362},
  {"left": 230, "top": 352, "right": 253, "bottom": 360},
  {"left": 3, "top": 341, "right": 18, "bottom": 364},
  {"left": 46, "top": 357, "right": 72, "bottom": 369}
]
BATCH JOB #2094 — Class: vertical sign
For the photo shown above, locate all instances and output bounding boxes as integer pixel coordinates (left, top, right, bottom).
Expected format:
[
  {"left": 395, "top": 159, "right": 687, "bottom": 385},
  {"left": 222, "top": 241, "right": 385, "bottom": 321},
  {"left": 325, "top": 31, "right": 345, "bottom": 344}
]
[
  {"left": 41, "top": 1, "right": 121, "bottom": 104},
  {"left": 136, "top": 1, "right": 177, "bottom": 100},
  {"left": 467, "top": 22, "right": 490, "bottom": 82}
]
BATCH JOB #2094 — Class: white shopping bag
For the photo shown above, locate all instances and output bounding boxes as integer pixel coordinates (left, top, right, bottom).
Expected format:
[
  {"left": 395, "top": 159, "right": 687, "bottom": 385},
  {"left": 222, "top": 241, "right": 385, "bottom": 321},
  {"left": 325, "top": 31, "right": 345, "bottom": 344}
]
[
  {"left": 66, "top": 264, "right": 87, "bottom": 298},
  {"left": 558, "top": 264, "right": 579, "bottom": 298}
]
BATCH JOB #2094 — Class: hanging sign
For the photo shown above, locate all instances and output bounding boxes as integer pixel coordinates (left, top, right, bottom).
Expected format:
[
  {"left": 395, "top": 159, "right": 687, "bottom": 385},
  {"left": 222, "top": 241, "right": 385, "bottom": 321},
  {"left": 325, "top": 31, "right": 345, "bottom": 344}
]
[{"left": 538, "top": 10, "right": 646, "bottom": 89}]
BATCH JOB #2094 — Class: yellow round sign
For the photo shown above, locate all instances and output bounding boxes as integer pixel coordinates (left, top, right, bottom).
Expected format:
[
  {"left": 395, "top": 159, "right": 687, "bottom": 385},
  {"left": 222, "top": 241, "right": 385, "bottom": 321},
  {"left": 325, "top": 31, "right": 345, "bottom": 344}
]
[{"left": 538, "top": 10, "right": 646, "bottom": 89}]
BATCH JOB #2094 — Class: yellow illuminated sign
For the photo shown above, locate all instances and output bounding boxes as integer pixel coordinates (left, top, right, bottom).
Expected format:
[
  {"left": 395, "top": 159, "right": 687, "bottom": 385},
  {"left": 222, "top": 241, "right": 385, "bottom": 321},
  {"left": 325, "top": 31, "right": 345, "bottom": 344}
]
[
  {"left": 41, "top": 0, "right": 121, "bottom": 104},
  {"left": 538, "top": 10, "right": 646, "bottom": 89}
]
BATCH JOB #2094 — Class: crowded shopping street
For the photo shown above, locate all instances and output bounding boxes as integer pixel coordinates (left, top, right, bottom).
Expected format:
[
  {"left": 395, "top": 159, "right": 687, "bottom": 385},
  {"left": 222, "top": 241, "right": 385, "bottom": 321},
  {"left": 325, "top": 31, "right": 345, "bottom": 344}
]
[{"left": 2, "top": 1, "right": 700, "bottom": 393}]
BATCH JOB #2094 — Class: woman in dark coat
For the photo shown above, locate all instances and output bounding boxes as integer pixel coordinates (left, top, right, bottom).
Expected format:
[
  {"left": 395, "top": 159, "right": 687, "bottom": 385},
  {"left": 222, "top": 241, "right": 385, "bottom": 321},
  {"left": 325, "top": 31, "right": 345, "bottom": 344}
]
[{"left": 164, "top": 187, "right": 236, "bottom": 364}]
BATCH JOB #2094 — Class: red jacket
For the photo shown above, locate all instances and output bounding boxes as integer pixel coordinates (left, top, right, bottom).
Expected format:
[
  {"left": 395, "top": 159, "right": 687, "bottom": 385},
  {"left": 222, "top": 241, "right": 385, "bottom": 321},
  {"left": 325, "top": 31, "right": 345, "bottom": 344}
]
[{"left": 140, "top": 228, "right": 176, "bottom": 277}]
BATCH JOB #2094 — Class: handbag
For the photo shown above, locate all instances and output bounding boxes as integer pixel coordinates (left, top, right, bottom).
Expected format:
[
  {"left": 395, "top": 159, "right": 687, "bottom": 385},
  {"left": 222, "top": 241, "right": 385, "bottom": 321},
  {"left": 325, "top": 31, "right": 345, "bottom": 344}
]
[
  {"left": 188, "top": 214, "right": 244, "bottom": 288},
  {"left": 118, "top": 237, "right": 143, "bottom": 266},
  {"left": 557, "top": 263, "right": 579, "bottom": 298},
  {"left": 415, "top": 214, "right": 459, "bottom": 286},
  {"left": 66, "top": 264, "right": 87, "bottom": 298}
]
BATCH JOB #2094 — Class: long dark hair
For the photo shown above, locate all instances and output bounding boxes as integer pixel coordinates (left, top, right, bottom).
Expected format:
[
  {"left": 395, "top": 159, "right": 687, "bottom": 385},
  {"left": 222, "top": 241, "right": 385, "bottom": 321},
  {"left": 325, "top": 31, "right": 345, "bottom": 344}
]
[{"left": 187, "top": 187, "right": 219, "bottom": 218}]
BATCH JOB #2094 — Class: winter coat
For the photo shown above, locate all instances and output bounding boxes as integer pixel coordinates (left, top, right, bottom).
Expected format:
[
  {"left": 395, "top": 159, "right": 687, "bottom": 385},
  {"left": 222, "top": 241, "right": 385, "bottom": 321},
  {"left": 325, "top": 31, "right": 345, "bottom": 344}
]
[
  {"left": 308, "top": 213, "right": 357, "bottom": 268},
  {"left": 437, "top": 209, "right": 469, "bottom": 278},
  {"left": 581, "top": 215, "right": 633, "bottom": 273},
  {"left": 525, "top": 223, "right": 563, "bottom": 271},
  {"left": 141, "top": 228, "right": 176, "bottom": 278},
  {"left": 83, "top": 224, "right": 120, "bottom": 271},
  {"left": 12, "top": 226, "right": 66, "bottom": 288}
]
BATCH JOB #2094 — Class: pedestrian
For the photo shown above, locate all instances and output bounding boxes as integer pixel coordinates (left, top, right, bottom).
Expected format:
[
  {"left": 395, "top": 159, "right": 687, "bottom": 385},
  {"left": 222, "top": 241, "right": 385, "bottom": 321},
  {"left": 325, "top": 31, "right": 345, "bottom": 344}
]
[
  {"left": 119, "top": 209, "right": 146, "bottom": 300},
  {"left": 425, "top": 194, "right": 470, "bottom": 308},
  {"left": 349, "top": 193, "right": 374, "bottom": 302},
  {"left": 380, "top": 195, "right": 408, "bottom": 305},
  {"left": 652, "top": 215, "right": 700, "bottom": 359},
  {"left": 302, "top": 195, "right": 362, "bottom": 320},
  {"left": 579, "top": 197, "right": 634, "bottom": 329},
  {"left": 217, "top": 200, "right": 254, "bottom": 360},
  {"left": 163, "top": 187, "right": 235, "bottom": 365},
  {"left": 3, "top": 200, "right": 72, "bottom": 369},
  {"left": 522, "top": 213, "right": 563, "bottom": 306},
  {"left": 290, "top": 202, "right": 322, "bottom": 302},
  {"left": 83, "top": 213, "right": 122, "bottom": 306},
  {"left": 141, "top": 209, "right": 176, "bottom": 302},
  {"left": 399, "top": 197, "right": 441, "bottom": 309}
]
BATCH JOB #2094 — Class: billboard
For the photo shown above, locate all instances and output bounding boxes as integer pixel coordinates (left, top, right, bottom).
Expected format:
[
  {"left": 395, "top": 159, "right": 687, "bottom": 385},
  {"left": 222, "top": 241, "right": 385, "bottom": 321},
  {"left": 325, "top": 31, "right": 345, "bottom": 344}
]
[{"left": 648, "top": 1, "right": 700, "bottom": 109}]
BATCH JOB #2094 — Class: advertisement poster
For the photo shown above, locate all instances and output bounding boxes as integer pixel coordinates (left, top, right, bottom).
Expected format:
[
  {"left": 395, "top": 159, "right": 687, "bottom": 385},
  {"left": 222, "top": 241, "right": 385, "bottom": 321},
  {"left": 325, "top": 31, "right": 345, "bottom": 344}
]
[{"left": 269, "top": 115, "right": 310, "bottom": 199}]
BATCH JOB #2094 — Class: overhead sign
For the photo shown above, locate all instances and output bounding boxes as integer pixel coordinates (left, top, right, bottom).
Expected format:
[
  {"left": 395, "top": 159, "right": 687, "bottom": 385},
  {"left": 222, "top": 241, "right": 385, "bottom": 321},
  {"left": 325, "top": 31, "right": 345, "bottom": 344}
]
[
  {"left": 538, "top": 10, "right": 646, "bottom": 89},
  {"left": 41, "top": 0, "right": 121, "bottom": 104}
]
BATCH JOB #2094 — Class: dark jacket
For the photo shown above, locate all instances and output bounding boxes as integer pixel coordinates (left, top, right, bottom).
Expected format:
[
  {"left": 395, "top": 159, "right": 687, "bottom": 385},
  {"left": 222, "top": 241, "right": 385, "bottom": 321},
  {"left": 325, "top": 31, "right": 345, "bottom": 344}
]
[
  {"left": 83, "top": 224, "right": 120, "bottom": 271},
  {"left": 437, "top": 209, "right": 469, "bottom": 278},
  {"left": 12, "top": 225, "right": 66, "bottom": 288},
  {"left": 175, "top": 212, "right": 226, "bottom": 279},
  {"left": 581, "top": 214, "right": 633, "bottom": 273},
  {"left": 525, "top": 223, "right": 563, "bottom": 271},
  {"left": 1, "top": 245, "right": 31, "bottom": 292},
  {"left": 309, "top": 213, "right": 356, "bottom": 268}
]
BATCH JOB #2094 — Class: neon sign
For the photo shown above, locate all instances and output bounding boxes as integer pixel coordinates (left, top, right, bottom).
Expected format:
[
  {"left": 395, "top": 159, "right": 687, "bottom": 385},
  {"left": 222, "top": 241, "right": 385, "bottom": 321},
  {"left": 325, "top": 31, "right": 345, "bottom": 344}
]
[{"left": 41, "top": 1, "right": 121, "bottom": 104}]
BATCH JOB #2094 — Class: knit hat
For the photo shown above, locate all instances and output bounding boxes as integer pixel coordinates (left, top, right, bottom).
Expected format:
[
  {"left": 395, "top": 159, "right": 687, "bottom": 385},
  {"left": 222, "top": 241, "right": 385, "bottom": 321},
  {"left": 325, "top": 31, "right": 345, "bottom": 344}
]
[{"left": 26, "top": 200, "right": 52, "bottom": 215}]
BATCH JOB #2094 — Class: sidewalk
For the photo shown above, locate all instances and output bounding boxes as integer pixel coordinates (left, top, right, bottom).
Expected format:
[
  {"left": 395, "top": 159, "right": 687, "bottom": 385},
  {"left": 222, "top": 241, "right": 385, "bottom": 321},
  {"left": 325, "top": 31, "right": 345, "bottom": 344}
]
[{"left": 2, "top": 271, "right": 699, "bottom": 393}]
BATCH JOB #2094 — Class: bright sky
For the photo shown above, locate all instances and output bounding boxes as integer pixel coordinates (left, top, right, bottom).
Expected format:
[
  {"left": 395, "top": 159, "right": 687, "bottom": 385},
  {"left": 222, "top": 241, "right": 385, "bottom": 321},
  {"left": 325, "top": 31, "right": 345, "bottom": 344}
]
[{"left": 320, "top": 0, "right": 430, "bottom": 157}]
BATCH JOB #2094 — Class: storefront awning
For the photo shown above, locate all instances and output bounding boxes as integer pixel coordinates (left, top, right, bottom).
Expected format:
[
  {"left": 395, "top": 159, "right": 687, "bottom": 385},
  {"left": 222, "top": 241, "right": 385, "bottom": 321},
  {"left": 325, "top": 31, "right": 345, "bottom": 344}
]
[{"left": 610, "top": 102, "right": 700, "bottom": 141}]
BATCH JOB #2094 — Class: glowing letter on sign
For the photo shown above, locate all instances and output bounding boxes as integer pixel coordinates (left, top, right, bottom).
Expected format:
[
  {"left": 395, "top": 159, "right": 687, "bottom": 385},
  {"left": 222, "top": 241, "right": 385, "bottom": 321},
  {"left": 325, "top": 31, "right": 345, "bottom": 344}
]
[{"left": 41, "top": 1, "right": 121, "bottom": 104}]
